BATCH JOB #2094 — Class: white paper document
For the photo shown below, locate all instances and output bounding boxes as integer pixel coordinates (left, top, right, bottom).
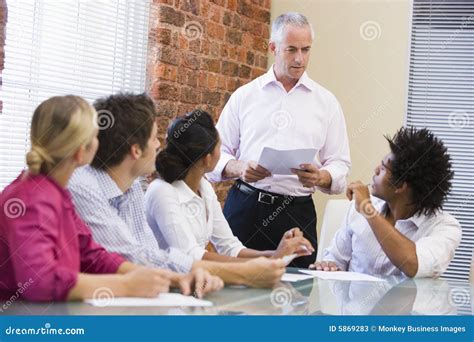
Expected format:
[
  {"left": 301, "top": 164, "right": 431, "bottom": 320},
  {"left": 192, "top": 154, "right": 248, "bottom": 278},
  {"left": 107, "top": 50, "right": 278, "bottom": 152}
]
[
  {"left": 298, "top": 270, "right": 385, "bottom": 282},
  {"left": 281, "top": 273, "right": 316, "bottom": 282},
  {"left": 257, "top": 147, "right": 318, "bottom": 175},
  {"left": 85, "top": 293, "right": 213, "bottom": 307}
]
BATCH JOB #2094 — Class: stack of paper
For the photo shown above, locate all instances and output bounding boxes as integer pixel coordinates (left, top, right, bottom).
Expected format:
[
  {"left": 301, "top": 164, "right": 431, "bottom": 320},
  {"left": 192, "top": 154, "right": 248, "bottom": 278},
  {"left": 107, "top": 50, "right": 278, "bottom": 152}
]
[
  {"left": 299, "top": 270, "right": 385, "bottom": 282},
  {"left": 281, "top": 273, "right": 316, "bottom": 282},
  {"left": 85, "top": 293, "right": 213, "bottom": 307}
]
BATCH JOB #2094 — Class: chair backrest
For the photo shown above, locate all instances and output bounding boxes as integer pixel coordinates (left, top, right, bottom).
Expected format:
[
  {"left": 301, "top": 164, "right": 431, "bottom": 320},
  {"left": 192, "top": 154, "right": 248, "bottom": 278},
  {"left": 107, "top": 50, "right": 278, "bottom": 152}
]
[{"left": 316, "top": 199, "right": 351, "bottom": 262}]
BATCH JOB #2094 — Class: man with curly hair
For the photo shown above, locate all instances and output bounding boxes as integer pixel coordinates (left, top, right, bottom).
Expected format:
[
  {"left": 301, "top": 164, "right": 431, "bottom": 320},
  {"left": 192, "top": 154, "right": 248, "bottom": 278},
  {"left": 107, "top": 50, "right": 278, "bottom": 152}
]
[{"left": 310, "top": 127, "right": 461, "bottom": 278}]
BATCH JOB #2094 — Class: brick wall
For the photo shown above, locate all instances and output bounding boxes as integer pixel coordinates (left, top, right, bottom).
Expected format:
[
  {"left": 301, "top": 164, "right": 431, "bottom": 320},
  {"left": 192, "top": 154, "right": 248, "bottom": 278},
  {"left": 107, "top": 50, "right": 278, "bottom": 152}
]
[
  {"left": 0, "top": 0, "right": 7, "bottom": 114},
  {"left": 147, "top": 0, "right": 271, "bottom": 203}
]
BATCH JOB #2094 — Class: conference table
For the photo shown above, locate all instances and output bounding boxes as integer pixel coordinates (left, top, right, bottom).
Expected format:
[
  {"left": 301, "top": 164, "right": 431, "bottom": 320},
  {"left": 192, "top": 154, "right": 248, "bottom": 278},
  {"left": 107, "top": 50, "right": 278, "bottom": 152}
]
[{"left": 1, "top": 268, "right": 472, "bottom": 316}]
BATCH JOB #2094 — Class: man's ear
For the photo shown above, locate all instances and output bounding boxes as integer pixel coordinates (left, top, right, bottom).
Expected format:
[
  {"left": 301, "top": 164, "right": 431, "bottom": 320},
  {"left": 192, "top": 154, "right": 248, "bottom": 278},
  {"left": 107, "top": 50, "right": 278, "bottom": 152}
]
[
  {"left": 269, "top": 41, "right": 277, "bottom": 55},
  {"left": 130, "top": 144, "right": 143, "bottom": 160},
  {"left": 395, "top": 181, "right": 409, "bottom": 195}
]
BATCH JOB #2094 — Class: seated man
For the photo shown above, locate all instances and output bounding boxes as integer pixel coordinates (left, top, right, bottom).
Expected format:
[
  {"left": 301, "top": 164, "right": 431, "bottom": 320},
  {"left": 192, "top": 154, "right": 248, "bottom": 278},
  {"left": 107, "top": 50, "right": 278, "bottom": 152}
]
[
  {"left": 311, "top": 127, "right": 461, "bottom": 278},
  {"left": 69, "top": 92, "right": 287, "bottom": 288}
]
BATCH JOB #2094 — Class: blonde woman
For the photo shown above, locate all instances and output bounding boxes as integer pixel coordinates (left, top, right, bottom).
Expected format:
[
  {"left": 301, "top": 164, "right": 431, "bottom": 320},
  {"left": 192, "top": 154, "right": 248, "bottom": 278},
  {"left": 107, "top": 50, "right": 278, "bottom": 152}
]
[{"left": 0, "top": 96, "right": 222, "bottom": 302}]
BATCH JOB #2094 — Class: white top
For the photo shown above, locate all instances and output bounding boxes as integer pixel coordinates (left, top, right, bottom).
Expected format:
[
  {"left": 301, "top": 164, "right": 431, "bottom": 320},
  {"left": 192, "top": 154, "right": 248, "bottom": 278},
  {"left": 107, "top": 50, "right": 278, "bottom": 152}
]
[
  {"left": 144, "top": 178, "right": 245, "bottom": 260},
  {"left": 207, "top": 65, "right": 351, "bottom": 196},
  {"left": 323, "top": 197, "right": 462, "bottom": 278}
]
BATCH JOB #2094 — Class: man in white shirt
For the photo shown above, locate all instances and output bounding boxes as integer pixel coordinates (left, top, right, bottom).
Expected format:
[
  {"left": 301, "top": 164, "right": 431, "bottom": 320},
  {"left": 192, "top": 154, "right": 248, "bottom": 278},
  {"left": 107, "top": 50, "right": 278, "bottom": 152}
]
[
  {"left": 311, "top": 127, "right": 462, "bottom": 278},
  {"left": 207, "top": 12, "right": 351, "bottom": 268}
]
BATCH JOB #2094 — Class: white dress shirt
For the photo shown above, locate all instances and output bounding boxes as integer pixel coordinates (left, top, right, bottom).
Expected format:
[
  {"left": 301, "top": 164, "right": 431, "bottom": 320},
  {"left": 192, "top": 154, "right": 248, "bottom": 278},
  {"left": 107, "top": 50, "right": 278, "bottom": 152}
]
[
  {"left": 207, "top": 65, "right": 351, "bottom": 197},
  {"left": 144, "top": 178, "right": 245, "bottom": 261},
  {"left": 323, "top": 196, "right": 462, "bottom": 278}
]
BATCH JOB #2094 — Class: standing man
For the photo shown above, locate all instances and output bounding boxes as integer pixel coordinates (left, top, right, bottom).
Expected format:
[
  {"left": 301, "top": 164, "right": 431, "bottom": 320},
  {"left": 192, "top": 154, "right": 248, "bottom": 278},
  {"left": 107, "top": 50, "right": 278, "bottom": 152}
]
[{"left": 207, "top": 13, "right": 351, "bottom": 268}]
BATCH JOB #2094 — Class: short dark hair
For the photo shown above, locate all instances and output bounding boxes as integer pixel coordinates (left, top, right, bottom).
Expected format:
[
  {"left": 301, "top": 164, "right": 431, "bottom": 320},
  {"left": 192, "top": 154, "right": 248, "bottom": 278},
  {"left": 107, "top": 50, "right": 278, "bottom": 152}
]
[
  {"left": 155, "top": 110, "right": 218, "bottom": 183},
  {"left": 91, "top": 93, "right": 156, "bottom": 169},
  {"left": 385, "top": 127, "right": 453, "bottom": 216}
]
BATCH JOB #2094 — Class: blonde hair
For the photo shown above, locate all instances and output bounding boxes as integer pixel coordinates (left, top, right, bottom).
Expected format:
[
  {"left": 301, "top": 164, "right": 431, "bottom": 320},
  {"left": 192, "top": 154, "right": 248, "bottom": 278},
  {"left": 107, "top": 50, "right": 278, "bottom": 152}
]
[{"left": 26, "top": 95, "right": 97, "bottom": 175}]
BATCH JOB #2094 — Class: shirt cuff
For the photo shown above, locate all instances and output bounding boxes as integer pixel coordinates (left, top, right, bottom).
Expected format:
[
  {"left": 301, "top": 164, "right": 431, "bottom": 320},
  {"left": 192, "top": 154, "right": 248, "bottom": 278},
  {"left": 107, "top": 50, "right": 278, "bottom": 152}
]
[
  {"left": 318, "top": 164, "right": 347, "bottom": 194},
  {"left": 188, "top": 246, "right": 207, "bottom": 261},
  {"left": 167, "top": 248, "right": 194, "bottom": 273},
  {"left": 102, "top": 253, "right": 126, "bottom": 274},
  {"left": 229, "top": 245, "right": 246, "bottom": 258},
  {"left": 206, "top": 152, "right": 236, "bottom": 182},
  {"left": 54, "top": 268, "right": 79, "bottom": 302},
  {"left": 414, "top": 243, "right": 440, "bottom": 278}
]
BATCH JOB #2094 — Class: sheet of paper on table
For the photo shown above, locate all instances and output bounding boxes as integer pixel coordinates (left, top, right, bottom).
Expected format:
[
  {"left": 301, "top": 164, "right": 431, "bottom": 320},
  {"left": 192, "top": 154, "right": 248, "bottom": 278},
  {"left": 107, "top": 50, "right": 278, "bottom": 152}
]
[
  {"left": 299, "top": 270, "right": 385, "bottom": 282},
  {"left": 85, "top": 293, "right": 213, "bottom": 307},
  {"left": 281, "top": 273, "right": 317, "bottom": 282},
  {"left": 257, "top": 147, "right": 318, "bottom": 175}
]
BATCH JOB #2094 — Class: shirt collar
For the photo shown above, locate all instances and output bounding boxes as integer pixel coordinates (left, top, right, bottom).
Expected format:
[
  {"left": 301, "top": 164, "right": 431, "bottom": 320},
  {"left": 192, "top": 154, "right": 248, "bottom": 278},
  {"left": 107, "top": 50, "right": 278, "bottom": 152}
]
[
  {"left": 92, "top": 167, "right": 126, "bottom": 201},
  {"left": 174, "top": 180, "right": 210, "bottom": 204},
  {"left": 372, "top": 196, "right": 426, "bottom": 229},
  {"left": 260, "top": 64, "right": 315, "bottom": 92}
]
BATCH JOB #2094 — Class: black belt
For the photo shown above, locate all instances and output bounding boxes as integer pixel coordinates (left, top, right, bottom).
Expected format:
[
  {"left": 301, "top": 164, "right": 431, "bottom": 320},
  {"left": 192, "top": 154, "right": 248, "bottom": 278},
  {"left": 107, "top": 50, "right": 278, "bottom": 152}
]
[{"left": 234, "top": 180, "right": 313, "bottom": 205}]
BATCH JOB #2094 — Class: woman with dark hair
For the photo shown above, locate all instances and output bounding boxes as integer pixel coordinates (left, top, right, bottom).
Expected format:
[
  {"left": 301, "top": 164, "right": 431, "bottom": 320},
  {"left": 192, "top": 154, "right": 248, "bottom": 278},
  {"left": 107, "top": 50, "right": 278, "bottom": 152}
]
[{"left": 145, "top": 110, "right": 314, "bottom": 263}]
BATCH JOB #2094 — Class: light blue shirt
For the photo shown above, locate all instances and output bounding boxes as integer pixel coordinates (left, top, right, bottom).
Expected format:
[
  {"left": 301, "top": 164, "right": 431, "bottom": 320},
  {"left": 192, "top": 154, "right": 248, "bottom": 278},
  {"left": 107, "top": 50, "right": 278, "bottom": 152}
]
[{"left": 68, "top": 165, "right": 194, "bottom": 273}]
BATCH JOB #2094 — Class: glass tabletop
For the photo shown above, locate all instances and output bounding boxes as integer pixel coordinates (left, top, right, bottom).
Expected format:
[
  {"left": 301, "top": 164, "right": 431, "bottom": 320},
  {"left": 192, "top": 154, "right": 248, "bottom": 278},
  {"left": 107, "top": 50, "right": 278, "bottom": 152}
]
[{"left": 1, "top": 268, "right": 472, "bottom": 316}]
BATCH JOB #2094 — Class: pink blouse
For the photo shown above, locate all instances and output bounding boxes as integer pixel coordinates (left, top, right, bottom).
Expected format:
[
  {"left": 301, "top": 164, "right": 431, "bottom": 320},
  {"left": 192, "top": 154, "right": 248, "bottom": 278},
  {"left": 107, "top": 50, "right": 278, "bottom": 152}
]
[{"left": 0, "top": 173, "right": 125, "bottom": 301}]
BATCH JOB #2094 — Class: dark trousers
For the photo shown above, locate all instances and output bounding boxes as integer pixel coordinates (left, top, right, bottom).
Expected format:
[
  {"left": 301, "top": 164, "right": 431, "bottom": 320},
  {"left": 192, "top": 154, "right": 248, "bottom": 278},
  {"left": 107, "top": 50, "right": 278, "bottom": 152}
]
[{"left": 223, "top": 181, "right": 317, "bottom": 268}]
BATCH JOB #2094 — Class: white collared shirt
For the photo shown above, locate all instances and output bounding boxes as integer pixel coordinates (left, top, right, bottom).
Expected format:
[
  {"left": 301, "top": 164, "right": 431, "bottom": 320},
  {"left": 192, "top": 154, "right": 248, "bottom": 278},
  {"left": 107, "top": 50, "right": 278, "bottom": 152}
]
[
  {"left": 323, "top": 197, "right": 462, "bottom": 278},
  {"left": 207, "top": 65, "right": 351, "bottom": 196},
  {"left": 144, "top": 178, "right": 245, "bottom": 260}
]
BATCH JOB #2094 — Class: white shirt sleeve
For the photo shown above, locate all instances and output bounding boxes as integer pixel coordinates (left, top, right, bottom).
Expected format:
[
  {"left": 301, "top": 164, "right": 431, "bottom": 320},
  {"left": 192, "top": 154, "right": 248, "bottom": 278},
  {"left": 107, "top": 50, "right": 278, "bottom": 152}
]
[
  {"left": 322, "top": 202, "right": 355, "bottom": 270},
  {"left": 414, "top": 213, "right": 462, "bottom": 278},
  {"left": 145, "top": 181, "right": 207, "bottom": 261},
  {"left": 205, "top": 182, "right": 245, "bottom": 257},
  {"left": 206, "top": 92, "right": 241, "bottom": 182},
  {"left": 317, "top": 100, "right": 351, "bottom": 195}
]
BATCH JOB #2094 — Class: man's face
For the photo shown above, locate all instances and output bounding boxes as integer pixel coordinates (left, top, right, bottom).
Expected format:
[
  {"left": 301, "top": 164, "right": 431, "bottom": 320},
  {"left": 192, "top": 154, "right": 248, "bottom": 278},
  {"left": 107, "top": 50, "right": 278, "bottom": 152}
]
[
  {"left": 271, "top": 25, "right": 312, "bottom": 82},
  {"left": 137, "top": 121, "right": 160, "bottom": 176},
  {"left": 371, "top": 152, "right": 398, "bottom": 201}
]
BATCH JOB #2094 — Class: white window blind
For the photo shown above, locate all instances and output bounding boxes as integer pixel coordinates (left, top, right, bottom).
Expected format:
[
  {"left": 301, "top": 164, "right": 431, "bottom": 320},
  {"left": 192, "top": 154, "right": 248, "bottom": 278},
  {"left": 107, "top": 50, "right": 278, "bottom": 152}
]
[
  {"left": 407, "top": 0, "right": 473, "bottom": 281},
  {"left": 0, "top": 0, "right": 151, "bottom": 189}
]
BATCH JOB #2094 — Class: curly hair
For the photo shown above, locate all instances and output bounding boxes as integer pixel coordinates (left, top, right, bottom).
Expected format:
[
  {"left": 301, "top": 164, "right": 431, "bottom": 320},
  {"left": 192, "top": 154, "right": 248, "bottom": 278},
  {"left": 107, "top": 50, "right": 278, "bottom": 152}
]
[{"left": 384, "top": 127, "right": 453, "bottom": 216}]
